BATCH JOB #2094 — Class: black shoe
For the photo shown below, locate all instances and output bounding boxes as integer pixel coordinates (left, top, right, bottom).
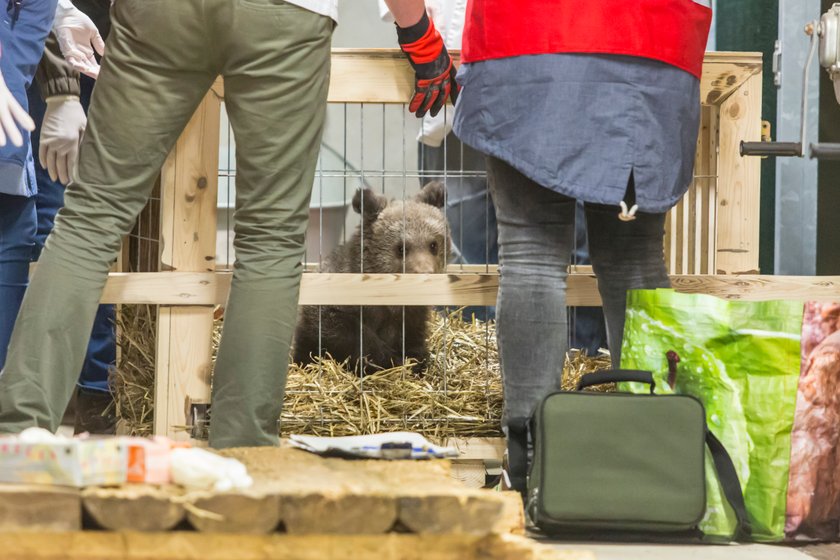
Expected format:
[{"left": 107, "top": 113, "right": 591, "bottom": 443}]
[
  {"left": 73, "top": 388, "right": 117, "bottom": 435},
  {"left": 506, "top": 424, "right": 529, "bottom": 497}
]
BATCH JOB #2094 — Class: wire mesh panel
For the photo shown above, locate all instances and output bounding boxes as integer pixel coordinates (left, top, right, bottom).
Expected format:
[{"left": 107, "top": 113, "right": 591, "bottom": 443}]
[
  {"left": 115, "top": 178, "right": 162, "bottom": 436},
  {"left": 214, "top": 100, "right": 503, "bottom": 438},
  {"left": 124, "top": 178, "right": 162, "bottom": 274}
]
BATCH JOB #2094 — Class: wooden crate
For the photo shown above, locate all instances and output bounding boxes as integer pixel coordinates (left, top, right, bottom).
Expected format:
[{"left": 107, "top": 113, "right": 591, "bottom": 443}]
[{"left": 107, "top": 50, "right": 838, "bottom": 442}]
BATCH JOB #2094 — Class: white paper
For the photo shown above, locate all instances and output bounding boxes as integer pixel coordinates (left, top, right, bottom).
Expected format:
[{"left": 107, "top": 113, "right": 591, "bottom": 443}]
[{"left": 288, "top": 432, "right": 458, "bottom": 460}]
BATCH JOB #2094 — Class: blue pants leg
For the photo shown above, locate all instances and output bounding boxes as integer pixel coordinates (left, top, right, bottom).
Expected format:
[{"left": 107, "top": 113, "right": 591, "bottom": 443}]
[
  {"left": 28, "top": 77, "right": 114, "bottom": 393},
  {"left": 0, "top": 194, "right": 36, "bottom": 368},
  {"left": 0, "top": 0, "right": 58, "bottom": 369}
]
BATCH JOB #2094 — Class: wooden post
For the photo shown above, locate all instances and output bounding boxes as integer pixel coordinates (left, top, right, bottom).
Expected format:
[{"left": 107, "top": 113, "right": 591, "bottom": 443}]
[
  {"left": 154, "top": 90, "right": 222, "bottom": 439},
  {"left": 716, "top": 70, "right": 763, "bottom": 274}
]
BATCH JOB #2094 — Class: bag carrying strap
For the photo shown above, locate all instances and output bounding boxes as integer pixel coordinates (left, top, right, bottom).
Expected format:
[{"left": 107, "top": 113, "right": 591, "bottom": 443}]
[
  {"left": 706, "top": 429, "right": 752, "bottom": 541},
  {"left": 576, "top": 369, "right": 656, "bottom": 393}
]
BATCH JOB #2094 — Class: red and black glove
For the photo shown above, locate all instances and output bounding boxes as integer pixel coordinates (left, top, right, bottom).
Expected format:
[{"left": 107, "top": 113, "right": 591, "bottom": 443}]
[{"left": 396, "top": 11, "right": 459, "bottom": 118}]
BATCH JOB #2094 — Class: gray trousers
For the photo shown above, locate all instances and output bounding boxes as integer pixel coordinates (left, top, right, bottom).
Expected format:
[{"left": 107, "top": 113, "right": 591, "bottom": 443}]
[
  {"left": 0, "top": 0, "right": 333, "bottom": 448},
  {"left": 487, "top": 157, "right": 670, "bottom": 428}
]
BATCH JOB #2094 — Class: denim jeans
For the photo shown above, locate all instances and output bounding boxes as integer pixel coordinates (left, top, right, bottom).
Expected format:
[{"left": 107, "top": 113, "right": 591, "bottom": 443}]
[
  {"left": 0, "top": 194, "right": 36, "bottom": 368},
  {"left": 487, "top": 157, "right": 670, "bottom": 428},
  {"left": 0, "top": 0, "right": 59, "bottom": 366}
]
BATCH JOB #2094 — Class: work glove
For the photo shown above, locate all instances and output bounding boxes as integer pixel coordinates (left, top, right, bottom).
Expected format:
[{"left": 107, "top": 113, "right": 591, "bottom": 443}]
[
  {"left": 38, "top": 95, "right": 86, "bottom": 185},
  {"left": 396, "top": 11, "right": 459, "bottom": 118},
  {"left": 53, "top": 0, "right": 105, "bottom": 79},
  {"left": 0, "top": 66, "right": 35, "bottom": 147}
]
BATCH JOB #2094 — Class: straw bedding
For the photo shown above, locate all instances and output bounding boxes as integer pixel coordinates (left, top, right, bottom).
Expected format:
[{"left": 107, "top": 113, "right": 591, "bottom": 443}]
[{"left": 112, "top": 306, "right": 612, "bottom": 438}]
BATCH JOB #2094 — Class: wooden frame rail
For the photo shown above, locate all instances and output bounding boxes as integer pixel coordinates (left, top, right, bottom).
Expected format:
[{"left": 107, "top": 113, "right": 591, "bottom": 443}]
[{"left": 105, "top": 272, "right": 840, "bottom": 307}]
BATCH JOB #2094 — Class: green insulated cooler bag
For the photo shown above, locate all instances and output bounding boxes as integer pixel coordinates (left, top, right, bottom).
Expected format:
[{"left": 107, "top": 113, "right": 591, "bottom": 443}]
[{"left": 522, "top": 370, "right": 752, "bottom": 541}]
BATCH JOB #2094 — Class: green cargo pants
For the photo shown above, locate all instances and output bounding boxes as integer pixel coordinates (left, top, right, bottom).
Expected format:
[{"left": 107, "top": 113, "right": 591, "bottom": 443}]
[{"left": 0, "top": 0, "right": 333, "bottom": 448}]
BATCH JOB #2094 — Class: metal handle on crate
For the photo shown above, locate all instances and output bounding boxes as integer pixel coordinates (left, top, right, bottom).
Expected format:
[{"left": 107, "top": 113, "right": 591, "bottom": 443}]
[
  {"left": 810, "top": 143, "right": 840, "bottom": 159},
  {"left": 740, "top": 141, "right": 802, "bottom": 158}
]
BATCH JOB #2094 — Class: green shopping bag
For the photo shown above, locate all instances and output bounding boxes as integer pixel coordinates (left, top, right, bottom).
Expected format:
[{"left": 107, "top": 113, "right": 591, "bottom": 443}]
[{"left": 619, "top": 289, "right": 803, "bottom": 541}]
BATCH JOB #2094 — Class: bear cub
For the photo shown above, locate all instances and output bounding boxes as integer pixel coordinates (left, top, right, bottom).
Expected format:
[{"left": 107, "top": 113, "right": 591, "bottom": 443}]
[{"left": 294, "top": 181, "right": 451, "bottom": 374}]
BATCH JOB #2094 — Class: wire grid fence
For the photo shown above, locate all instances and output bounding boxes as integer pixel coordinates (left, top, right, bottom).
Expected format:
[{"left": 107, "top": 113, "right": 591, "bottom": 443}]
[
  {"left": 217, "top": 101, "right": 503, "bottom": 435},
  {"left": 125, "top": 177, "right": 162, "bottom": 274}
]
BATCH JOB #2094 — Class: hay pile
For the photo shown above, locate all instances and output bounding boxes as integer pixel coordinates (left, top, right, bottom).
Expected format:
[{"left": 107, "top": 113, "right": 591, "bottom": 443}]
[
  {"left": 112, "top": 304, "right": 156, "bottom": 437},
  {"left": 112, "top": 306, "right": 612, "bottom": 438},
  {"left": 280, "top": 309, "right": 504, "bottom": 438}
]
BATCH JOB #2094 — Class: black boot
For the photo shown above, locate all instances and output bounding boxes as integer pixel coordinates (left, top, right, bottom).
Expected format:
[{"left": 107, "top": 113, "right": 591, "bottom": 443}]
[
  {"left": 74, "top": 387, "right": 117, "bottom": 435},
  {"left": 505, "top": 424, "right": 529, "bottom": 499}
]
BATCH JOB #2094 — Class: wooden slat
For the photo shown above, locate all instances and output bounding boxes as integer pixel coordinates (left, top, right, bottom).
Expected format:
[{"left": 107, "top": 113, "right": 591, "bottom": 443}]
[
  {"left": 155, "top": 92, "right": 221, "bottom": 439},
  {"left": 0, "top": 533, "right": 593, "bottom": 560},
  {"left": 716, "top": 70, "right": 762, "bottom": 274},
  {"left": 707, "top": 106, "right": 720, "bottom": 271},
  {"left": 442, "top": 438, "right": 506, "bottom": 463},
  {"left": 669, "top": 275, "right": 840, "bottom": 300},
  {"left": 103, "top": 272, "right": 505, "bottom": 306},
  {"left": 187, "top": 493, "right": 282, "bottom": 534},
  {"left": 0, "top": 484, "right": 81, "bottom": 532},
  {"left": 209, "top": 50, "right": 761, "bottom": 106},
  {"left": 99, "top": 271, "right": 840, "bottom": 306},
  {"left": 665, "top": 202, "right": 675, "bottom": 273},
  {"left": 681, "top": 184, "right": 691, "bottom": 274},
  {"left": 449, "top": 460, "right": 487, "bottom": 489},
  {"left": 694, "top": 105, "right": 713, "bottom": 274},
  {"left": 81, "top": 486, "right": 185, "bottom": 532}
]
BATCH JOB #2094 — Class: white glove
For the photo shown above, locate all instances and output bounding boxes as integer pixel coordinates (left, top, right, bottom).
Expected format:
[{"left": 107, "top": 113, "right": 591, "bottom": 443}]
[
  {"left": 0, "top": 67, "right": 35, "bottom": 147},
  {"left": 53, "top": 0, "right": 105, "bottom": 79},
  {"left": 39, "top": 95, "right": 86, "bottom": 185}
]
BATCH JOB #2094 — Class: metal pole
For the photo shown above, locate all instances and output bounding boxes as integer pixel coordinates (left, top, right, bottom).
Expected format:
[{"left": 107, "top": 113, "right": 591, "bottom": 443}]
[{"left": 775, "top": 0, "right": 821, "bottom": 275}]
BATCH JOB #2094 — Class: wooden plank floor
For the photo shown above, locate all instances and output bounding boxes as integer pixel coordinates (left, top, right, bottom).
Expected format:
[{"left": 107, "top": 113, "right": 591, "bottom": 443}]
[{"left": 0, "top": 448, "right": 523, "bottom": 536}]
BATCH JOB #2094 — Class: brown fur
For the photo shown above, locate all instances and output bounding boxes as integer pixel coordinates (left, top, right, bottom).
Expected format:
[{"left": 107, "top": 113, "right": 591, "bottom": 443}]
[{"left": 293, "top": 182, "right": 450, "bottom": 374}]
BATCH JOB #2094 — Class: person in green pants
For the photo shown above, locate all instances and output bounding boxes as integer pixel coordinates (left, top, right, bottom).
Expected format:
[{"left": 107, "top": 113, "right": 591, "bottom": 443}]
[{"left": 0, "top": 0, "right": 458, "bottom": 448}]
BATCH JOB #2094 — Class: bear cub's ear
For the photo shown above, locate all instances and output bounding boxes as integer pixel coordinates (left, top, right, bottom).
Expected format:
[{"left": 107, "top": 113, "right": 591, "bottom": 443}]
[
  {"left": 352, "top": 188, "right": 389, "bottom": 220},
  {"left": 415, "top": 181, "right": 446, "bottom": 208}
]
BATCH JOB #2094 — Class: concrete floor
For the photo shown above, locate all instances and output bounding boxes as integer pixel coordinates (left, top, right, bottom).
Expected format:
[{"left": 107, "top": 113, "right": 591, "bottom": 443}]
[
  {"left": 799, "top": 543, "right": 840, "bottom": 560},
  {"left": 546, "top": 542, "right": 822, "bottom": 560}
]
